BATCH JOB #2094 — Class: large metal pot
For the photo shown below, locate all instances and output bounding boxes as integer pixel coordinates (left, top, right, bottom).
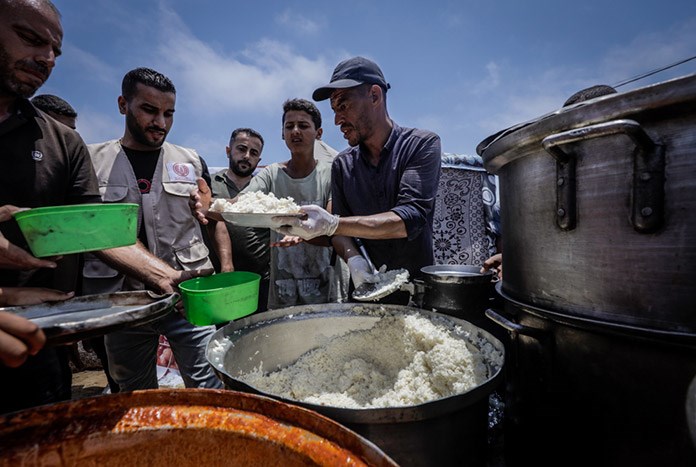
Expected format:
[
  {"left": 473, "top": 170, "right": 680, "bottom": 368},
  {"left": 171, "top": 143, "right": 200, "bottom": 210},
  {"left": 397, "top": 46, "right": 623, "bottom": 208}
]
[
  {"left": 487, "top": 285, "right": 696, "bottom": 467},
  {"left": 0, "top": 389, "right": 396, "bottom": 466},
  {"left": 477, "top": 73, "right": 696, "bottom": 333},
  {"left": 207, "top": 303, "right": 505, "bottom": 467}
]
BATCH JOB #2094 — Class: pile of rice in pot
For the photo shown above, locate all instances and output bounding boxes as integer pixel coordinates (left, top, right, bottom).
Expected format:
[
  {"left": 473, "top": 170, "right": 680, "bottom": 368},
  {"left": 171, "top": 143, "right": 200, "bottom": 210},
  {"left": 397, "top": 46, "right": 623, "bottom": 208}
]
[{"left": 237, "top": 311, "right": 495, "bottom": 409}]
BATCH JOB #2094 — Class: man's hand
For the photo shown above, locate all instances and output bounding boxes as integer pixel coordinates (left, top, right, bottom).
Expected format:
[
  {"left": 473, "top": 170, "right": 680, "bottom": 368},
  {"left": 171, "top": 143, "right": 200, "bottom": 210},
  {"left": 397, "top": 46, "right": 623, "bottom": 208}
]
[
  {"left": 0, "top": 234, "right": 58, "bottom": 270},
  {"left": 270, "top": 235, "right": 304, "bottom": 248},
  {"left": 0, "top": 287, "right": 74, "bottom": 306},
  {"left": 190, "top": 178, "right": 212, "bottom": 226},
  {"left": 274, "top": 205, "right": 339, "bottom": 240},
  {"left": 481, "top": 253, "right": 503, "bottom": 279},
  {"left": 156, "top": 267, "right": 215, "bottom": 295},
  {"left": 0, "top": 311, "right": 46, "bottom": 368},
  {"left": 347, "top": 256, "right": 378, "bottom": 288}
]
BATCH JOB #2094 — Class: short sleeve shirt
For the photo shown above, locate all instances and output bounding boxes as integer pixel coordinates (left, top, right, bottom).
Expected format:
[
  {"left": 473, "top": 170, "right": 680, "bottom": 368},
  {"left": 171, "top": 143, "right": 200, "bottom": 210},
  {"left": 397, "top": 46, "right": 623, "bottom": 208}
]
[
  {"left": 242, "top": 161, "right": 334, "bottom": 309},
  {"left": 0, "top": 100, "right": 101, "bottom": 288},
  {"left": 331, "top": 123, "right": 441, "bottom": 277}
]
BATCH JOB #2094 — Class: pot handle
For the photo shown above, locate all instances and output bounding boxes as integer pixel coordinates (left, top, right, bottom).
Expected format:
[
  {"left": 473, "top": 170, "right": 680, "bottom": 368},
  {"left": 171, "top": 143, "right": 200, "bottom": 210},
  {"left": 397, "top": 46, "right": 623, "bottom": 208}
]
[
  {"left": 485, "top": 308, "right": 547, "bottom": 340},
  {"left": 542, "top": 119, "right": 664, "bottom": 233}
]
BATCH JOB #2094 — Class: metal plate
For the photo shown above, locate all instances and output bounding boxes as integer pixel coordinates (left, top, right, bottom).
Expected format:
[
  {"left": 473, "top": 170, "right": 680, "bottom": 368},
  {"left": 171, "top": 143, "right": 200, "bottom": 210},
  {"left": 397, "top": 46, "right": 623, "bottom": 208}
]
[
  {"left": 1, "top": 291, "right": 178, "bottom": 345},
  {"left": 351, "top": 274, "right": 409, "bottom": 301},
  {"left": 207, "top": 211, "right": 305, "bottom": 229}
]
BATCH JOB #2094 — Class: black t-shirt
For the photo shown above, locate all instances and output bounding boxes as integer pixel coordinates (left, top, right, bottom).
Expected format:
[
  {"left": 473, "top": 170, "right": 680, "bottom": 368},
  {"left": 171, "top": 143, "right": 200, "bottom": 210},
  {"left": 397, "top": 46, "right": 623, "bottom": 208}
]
[
  {"left": 0, "top": 100, "right": 101, "bottom": 288},
  {"left": 120, "top": 146, "right": 216, "bottom": 265},
  {"left": 122, "top": 146, "right": 159, "bottom": 247}
]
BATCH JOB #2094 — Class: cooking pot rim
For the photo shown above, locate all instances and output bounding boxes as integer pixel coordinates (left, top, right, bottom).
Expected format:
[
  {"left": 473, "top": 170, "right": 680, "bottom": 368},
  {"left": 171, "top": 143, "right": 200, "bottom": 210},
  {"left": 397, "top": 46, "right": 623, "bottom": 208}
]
[
  {"left": 420, "top": 264, "right": 494, "bottom": 283},
  {"left": 496, "top": 282, "right": 696, "bottom": 344}
]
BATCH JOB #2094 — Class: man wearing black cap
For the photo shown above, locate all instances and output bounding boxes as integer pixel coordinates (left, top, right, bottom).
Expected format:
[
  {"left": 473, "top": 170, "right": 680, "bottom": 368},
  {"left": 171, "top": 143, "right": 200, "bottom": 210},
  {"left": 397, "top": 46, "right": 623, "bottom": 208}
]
[{"left": 276, "top": 56, "right": 442, "bottom": 302}]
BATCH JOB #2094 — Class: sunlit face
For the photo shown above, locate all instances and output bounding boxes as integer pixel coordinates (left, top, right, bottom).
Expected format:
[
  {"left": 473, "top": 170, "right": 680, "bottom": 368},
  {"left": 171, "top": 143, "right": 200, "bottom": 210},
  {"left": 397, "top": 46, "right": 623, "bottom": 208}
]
[
  {"left": 329, "top": 85, "right": 373, "bottom": 147},
  {"left": 226, "top": 132, "right": 262, "bottom": 177},
  {"left": 120, "top": 83, "right": 175, "bottom": 150},
  {"left": 0, "top": 2, "right": 63, "bottom": 99},
  {"left": 282, "top": 109, "right": 319, "bottom": 154}
]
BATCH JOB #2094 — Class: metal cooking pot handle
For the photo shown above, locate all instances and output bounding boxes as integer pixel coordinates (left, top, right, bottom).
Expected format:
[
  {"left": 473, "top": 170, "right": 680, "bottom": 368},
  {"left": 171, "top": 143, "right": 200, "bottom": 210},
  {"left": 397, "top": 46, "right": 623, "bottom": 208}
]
[
  {"left": 542, "top": 119, "right": 665, "bottom": 233},
  {"left": 485, "top": 308, "right": 547, "bottom": 340}
]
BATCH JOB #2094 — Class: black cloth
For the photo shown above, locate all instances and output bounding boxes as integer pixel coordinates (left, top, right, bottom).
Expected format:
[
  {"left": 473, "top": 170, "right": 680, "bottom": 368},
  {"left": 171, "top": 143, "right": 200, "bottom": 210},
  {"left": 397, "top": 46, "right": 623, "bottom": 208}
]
[
  {"left": 331, "top": 122, "right": 441, "bottom": 278},
  {"left": 0, "top": 99, "right": 100, "bottom": 414},
  {"left": 210, "top": 170, "right": 270, "bottom": 312},
  {"left": 122, "top": 146, "right": 159, "bottom": 247}
]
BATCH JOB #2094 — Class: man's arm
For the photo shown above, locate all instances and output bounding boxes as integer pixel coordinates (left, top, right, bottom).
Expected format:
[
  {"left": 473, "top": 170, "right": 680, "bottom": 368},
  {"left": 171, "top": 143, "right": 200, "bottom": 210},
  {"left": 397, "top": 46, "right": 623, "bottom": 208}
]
[
  {"left": 94, "top": 242, "right": 211, "bottom": 294},
  {"left": 209, "top": 220, "right": 234, "bottom": 272}
]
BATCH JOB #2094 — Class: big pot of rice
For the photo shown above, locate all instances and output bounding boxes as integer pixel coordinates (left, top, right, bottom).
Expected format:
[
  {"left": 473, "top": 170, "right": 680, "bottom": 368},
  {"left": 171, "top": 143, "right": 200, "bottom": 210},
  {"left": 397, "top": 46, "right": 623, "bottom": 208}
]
[{"left": 207, "top": 303, "right": 505, "bottom": 467}]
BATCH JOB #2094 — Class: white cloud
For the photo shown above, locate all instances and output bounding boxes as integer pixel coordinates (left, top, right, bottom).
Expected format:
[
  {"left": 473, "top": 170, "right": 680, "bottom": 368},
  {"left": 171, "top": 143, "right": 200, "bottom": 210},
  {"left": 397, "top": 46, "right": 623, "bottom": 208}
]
[
  {"left": 275, "top": 10, "right": 321, "bottom": 35},
  {"left": 61, "top": 43, "right": 120, "bottom": 87},
  {"left": 153, "top": 7, "right": 334, "bottom": 116},
  {"left": 75, "top": 109, "right": 123, "bottom": 146}
]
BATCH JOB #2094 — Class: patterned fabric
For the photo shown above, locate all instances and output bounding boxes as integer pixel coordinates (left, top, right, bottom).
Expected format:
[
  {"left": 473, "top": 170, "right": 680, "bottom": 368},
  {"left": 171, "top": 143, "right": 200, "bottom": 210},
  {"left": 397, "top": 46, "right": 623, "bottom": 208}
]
[{"left": 432, "top": 153, "right": 500, "bottom": 266}]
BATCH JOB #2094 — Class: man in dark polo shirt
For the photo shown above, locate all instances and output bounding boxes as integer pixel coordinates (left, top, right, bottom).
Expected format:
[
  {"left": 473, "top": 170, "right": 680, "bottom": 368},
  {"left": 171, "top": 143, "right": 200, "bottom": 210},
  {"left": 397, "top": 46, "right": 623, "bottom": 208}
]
[
  {"left": 276, "top": 57, "right": 442, "bottom": 303},
  {"left": 0, "top": 0, "right": 210, "bottom": 413},
  {"left": 210, "top": 128, "right": 270, "bottom": 312}
]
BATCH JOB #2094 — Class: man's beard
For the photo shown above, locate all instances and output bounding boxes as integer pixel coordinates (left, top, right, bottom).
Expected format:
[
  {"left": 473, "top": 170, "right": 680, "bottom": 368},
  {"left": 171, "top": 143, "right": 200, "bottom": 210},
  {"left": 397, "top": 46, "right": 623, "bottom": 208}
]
[
  {"left": 125, "top": 109, "right": 167, "bottom": 148},
  {"left": 0, "top": 44, "right": 47, "bottom": 99},
  {"left": 231, "top": 159, "right": 255, "bottom": 177}
]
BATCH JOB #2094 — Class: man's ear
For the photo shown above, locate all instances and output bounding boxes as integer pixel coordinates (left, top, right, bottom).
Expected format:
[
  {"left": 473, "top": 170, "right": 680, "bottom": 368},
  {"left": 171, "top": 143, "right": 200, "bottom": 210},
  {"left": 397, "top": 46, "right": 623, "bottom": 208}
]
[
  {"left": 316, "top": 128, "right": 323, "bottom": 140},
  {"left": 225, "top": 146, "right": 231, "bottom": 158},
  {"left": 117, "top": 95, "right": 127, "bottom": 115}
]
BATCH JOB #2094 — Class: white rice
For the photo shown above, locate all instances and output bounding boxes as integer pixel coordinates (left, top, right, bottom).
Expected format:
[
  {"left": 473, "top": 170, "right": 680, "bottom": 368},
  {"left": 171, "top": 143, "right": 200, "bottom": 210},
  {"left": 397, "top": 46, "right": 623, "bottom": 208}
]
[
  {"left": 238, "top": 313, "right": 491, "bottom": 408},
  {"left": 210, "top": 191, "right": 301, "bottom": 214}
]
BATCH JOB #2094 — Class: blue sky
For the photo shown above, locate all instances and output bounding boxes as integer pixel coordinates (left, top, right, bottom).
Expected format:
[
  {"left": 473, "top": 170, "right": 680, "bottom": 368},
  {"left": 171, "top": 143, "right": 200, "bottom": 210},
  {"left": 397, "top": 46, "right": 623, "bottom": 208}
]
[{"left": 43, "top": 0, "right": 696, "bottom": 170}]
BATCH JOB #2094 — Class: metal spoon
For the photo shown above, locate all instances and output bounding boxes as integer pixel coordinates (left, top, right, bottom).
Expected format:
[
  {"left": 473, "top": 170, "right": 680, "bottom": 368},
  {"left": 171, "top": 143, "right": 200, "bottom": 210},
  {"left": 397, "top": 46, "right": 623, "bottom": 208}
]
[{"left": 351, "top": 238, "right": 408, "bottom": 301}]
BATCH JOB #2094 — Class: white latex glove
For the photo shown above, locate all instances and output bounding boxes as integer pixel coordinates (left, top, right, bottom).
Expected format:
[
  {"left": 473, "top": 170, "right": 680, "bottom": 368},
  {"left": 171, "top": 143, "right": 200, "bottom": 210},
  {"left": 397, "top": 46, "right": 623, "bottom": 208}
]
[
  {"left": 347, "top": 256, "right": 379, "bottom": 289},
  {"left": 273, "top": 205, "right": 339, "bottom": 240}
]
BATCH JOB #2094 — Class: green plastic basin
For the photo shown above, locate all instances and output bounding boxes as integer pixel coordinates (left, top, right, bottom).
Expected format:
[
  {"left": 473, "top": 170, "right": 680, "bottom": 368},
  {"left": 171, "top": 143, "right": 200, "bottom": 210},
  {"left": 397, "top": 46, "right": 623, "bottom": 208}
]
[
  {"left": 13, "top": 203, "right": 139, "bottom": 257},
  {"left": 179, "top": 271, "right": 261, "bottom": 326}
]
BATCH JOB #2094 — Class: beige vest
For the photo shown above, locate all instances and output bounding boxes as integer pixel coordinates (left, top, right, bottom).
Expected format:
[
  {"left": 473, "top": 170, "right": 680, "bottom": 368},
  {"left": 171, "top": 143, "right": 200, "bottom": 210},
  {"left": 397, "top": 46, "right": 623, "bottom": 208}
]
[{"left": 82, "top": 140, "right": 212, "bottom": 294}]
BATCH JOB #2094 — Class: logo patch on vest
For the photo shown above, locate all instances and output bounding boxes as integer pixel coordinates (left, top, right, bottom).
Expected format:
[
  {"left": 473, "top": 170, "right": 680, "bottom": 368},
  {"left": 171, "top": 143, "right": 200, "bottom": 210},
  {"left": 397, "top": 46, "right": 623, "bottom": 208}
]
[
  {"left": 166, "top": 162, "right": 196, "bottom": 183},
  {"left": 31, "top": 151, "right": 44, "bottom": 161}
]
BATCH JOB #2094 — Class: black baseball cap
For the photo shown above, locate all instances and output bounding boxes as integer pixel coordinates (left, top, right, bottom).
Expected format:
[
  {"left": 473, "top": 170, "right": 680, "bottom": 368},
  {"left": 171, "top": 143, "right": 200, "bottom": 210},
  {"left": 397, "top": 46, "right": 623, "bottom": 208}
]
[{"left": 312, "top": 56, "right": 391, "bottom": 102}]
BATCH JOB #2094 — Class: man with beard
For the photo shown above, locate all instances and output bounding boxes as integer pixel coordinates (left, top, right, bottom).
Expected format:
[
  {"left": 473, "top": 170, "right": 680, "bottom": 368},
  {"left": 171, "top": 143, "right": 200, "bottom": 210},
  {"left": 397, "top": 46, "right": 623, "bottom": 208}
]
[
  {"left": 276, "top": 57, "right": 442, "bottom": 304},
  {"left": 209, "top": 128, "right": 270, "bottom": 312},
  {"left": 82, "top": 67, "right": 225, "bottom": 392},
  {"left": 0, "top": 2, "right": 212, "bottom": 412},
  {"left": 193, "top": 99, "right": 347, "bottom": 308}
]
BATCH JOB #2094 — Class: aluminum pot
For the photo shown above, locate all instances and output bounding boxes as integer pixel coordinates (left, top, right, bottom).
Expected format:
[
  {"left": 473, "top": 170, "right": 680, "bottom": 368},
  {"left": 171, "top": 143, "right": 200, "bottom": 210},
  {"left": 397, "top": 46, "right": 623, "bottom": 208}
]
[
  {"left": 477, "top": 73, "right": 696, "bottom": 333},
  {"left": 207, "top": 303, "right": 505, "bottom": 467},
  {"left": 487, "top": 285, "right": 696, "bottom": 467},
  {"left": 0, "top": 389, "right": 396, "bottom": 466},
  {"left": 416, "top": 265, "right": 495, "bottom": 311}
]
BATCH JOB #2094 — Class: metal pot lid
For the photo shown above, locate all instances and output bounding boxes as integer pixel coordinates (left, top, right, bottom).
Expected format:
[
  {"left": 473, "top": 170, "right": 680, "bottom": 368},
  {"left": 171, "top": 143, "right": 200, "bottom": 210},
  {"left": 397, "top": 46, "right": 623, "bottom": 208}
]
[
  {"left": 420, "top": 265, "right": 494, "bottom": 284},
  {"left": 2, "top": 291, "right": 178, "bottom": 345}
]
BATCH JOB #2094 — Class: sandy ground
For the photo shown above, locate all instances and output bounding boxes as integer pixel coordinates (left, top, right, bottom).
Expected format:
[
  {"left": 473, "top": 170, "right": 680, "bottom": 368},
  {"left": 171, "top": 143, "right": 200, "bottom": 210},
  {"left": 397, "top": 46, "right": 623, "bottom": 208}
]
[{"left": 69, "top": 341, "right": 184, "bottom": 401}]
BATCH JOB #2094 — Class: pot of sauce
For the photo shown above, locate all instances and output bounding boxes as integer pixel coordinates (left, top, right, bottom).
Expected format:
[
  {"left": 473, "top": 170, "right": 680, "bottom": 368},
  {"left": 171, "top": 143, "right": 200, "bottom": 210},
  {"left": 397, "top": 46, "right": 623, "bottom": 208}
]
[{"left": 0, "top": 389, "right": 396, "bottom": 467}]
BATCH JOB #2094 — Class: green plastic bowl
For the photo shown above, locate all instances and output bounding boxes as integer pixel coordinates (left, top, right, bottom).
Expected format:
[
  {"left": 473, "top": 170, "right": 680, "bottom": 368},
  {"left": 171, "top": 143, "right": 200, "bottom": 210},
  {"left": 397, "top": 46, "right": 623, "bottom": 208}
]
[
  {"left": 13, "top": 203, "right": 139, "bottom": 257},
  {"left": 179, "top": 271, "right": 261, "bottom": 326}
]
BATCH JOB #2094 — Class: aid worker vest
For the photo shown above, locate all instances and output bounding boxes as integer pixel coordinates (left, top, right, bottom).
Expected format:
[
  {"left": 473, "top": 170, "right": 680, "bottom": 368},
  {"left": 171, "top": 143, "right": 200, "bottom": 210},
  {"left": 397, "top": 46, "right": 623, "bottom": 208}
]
[{"left": 82, "top": 140, "right": 212, "bottom": 294}]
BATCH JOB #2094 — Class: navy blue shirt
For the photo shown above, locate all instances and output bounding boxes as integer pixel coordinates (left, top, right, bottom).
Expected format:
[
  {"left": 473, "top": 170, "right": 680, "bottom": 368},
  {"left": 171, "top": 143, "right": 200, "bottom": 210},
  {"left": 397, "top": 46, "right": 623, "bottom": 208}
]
[{"left": 331, "top": 122, "right": 441, "bottom": 277}]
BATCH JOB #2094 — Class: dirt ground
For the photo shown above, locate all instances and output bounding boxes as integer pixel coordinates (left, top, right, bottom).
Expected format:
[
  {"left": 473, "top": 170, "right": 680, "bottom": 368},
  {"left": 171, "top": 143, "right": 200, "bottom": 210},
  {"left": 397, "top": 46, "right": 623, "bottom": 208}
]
[{"left": 69, "top": 341, "right": 183, "bottom": 400}]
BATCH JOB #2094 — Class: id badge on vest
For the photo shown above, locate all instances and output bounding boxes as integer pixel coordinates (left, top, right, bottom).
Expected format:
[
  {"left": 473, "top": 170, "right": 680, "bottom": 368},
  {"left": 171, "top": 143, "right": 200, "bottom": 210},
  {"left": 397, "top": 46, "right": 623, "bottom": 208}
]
[{"left": 166, "top": 162, "right": 197, "bottom": 183}]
